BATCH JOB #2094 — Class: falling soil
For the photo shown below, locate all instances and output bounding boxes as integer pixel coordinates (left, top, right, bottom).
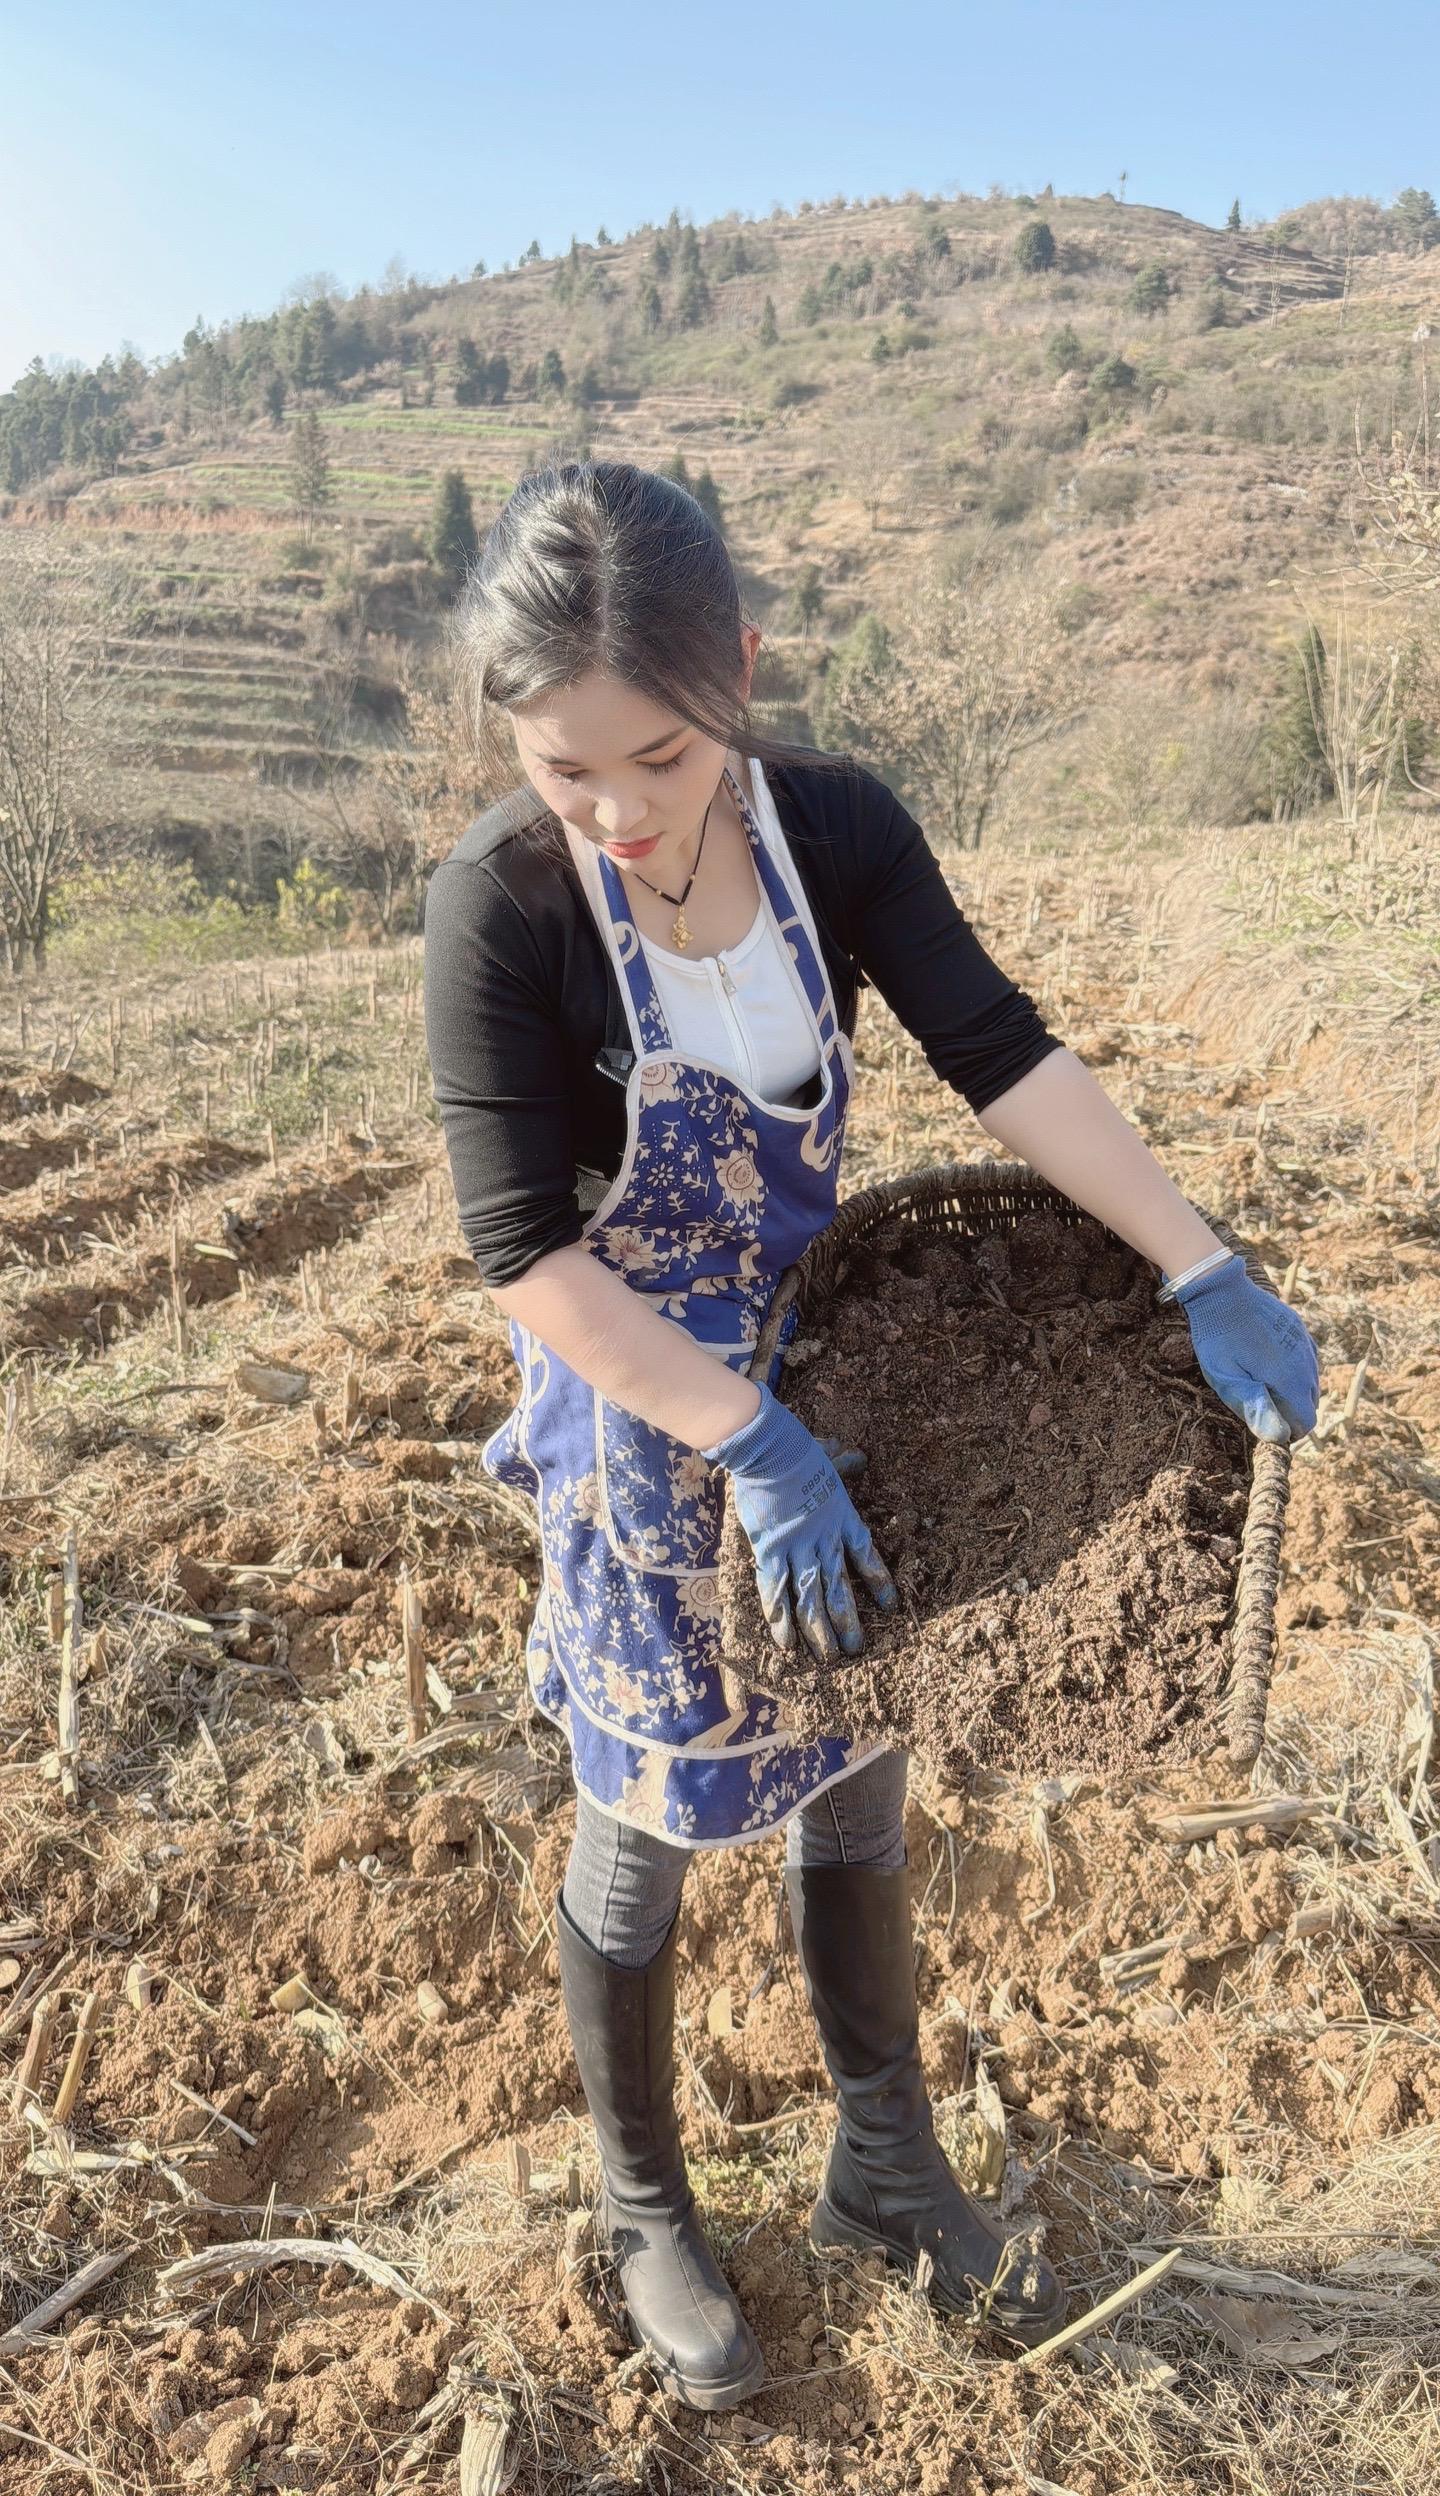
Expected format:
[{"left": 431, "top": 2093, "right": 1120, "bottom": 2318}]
[{"left": 719, "top": 1210, "right": 1255, "bottom": 1779}]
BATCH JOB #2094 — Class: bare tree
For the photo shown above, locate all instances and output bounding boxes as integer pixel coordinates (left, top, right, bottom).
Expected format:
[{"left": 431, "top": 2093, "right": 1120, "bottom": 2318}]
[
  {"left": 1351, "top": 394, "right": 1440, "bottom": 604},
  {"left": 1346, "top": 382, "right": 1440, "bottom": 802},
  {"left": 1073, "top": 686, "right": 1178, "bottom": 837},
  {"left": 840, "top": 552, "right": 1079, "bottom": 846},
  {"left": 845, "top": 404, "right": 921, "bottom": 531},
  {"left": 278, "top": 649, "right": 485, "bottom": 933},
  {"left": 273, "top": 652, "right": 407, "bottom": 935},
  {"left": 371, "top": 663, "right": 489, "bottom": 921},
  {"left": 0, "top": 534, "right": 144, "bottom": 975},
  {"left": 1293, "top": 588, "right": 1409, "bottom": 839}
]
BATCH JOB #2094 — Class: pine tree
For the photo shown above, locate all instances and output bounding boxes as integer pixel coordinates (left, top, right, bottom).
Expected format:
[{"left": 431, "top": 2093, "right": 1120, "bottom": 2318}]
[
  {"left": 1090, "top": 353, "right": 1137, "bottom": 401},
  {"left": 675, "top": 271, "right": 710, "bottom": 328},
  {"left": 1393, "top": 187, "right": 1440, "bottom": 254},
  {"left": 1014, "top": 219, "right": 1057, "bottom": 275},
  {"left": 289, "top": 407, "right": 333, "bottom": 542},
  {"left": 1227, "top": 198, "right": 1242, "bottom": 232},
  {"left": 290, "top": 300, "right": 338, "bottom": 395},
  {"left": 1197, "top": 274, "right": 1230, "bottom": 332},
  {"left": 1127, "top": 262, "right": 1172, "bottom": 318},
  {"left": 692, "top": 466, "right": 724, "bottom": 531},
  {"left": 1264, "top": 623, "right": 1332, "bottom": 813},
  {"left": 715, "top": 233, "right": 754, "bottom": 279},
  {"left": 538, "top": 346, "right": 566, "bottom": 395},
  {"left": 758, "top": 295, "right": 779, "bottom": 347},
  {"left": 639, "top": 282, "right": 664, "bottom": 333},
  {"left": 454, "top": 338, "right": 485, "bottom": 406},
  {"left": 429, "top": 468, "right": 479, "bottom": 596},
  {"left": 790, "top": 563, "right": 824, "bottom": 645}
]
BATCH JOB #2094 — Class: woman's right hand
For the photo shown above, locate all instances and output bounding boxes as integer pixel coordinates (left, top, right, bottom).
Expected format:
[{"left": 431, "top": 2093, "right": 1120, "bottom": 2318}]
[{"left": 704, "top": 1385, "right": 897, "bottom": 1664}]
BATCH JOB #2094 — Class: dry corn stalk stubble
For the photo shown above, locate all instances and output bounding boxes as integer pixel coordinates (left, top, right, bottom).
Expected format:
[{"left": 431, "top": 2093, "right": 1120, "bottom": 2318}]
[{"left": 0, "top": 778, "right": 1433, "bottom": 2496}]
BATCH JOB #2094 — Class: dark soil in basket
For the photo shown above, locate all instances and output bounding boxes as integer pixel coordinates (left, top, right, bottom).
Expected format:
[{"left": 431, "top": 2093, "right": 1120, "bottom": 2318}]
[{"left": 718, "top": 1208, "right": 1255, "bottom": 1779}]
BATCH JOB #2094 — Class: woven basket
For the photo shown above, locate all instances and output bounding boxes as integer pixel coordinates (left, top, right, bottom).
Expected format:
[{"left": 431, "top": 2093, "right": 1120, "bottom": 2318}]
[{"left": 745, "top": 1157, "right": 1291, "bottom": 1771}]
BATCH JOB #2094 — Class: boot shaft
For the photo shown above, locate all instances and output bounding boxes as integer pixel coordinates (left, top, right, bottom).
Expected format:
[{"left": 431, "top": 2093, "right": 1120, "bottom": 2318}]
[
  {"left": 785, "top": 1860, "right": 1068, "bottom": 2345},
  {"left": 552, "top": 1889, "right": 767, "bottom": 2406},
  {"left": 785, "top": 1861, "right": 935, "bottom": 2149},
  {"left": 784, "top": 1861, "right": 924, "bottom": 2066},
  {"left": 554, "top": 1883, "right": 690, "bottom": 2214}
]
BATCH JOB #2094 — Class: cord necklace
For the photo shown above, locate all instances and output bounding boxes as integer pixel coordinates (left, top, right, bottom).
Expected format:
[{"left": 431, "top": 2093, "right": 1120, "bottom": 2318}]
[{"left": 629, "top": 791, "right": 716, "bottom": 950}]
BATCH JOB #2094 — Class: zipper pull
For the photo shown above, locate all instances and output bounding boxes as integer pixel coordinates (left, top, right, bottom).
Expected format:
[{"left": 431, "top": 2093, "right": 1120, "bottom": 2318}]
[{"left": 717, "top": 954, "right": 737, "bottom": 998}]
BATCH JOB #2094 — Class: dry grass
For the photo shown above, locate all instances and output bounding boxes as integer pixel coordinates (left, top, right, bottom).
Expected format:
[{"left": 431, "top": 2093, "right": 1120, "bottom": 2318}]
[{"left": 1154, "top": 813, "right": 1440, "bottom": 1174}]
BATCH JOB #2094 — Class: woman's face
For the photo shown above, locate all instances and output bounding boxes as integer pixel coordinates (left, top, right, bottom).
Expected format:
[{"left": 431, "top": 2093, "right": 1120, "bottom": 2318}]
[{"left": 508, "top": 630, "right": 759, "bottom": 881}]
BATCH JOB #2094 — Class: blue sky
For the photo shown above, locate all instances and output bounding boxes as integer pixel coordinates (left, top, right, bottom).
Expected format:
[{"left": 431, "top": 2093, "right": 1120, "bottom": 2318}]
[{"left": 5, "top": 0, "right": 1436, "bottom": 391}]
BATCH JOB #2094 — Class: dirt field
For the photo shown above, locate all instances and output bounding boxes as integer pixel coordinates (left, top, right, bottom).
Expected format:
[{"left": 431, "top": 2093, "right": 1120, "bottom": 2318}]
[{"left": 0, "top": 813, "right": 1436, "bottom": 2495}]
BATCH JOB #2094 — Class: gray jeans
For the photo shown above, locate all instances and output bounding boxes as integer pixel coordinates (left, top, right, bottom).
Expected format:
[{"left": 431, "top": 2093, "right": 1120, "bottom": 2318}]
[{"left": 561, "top": 1747, "right": 910, "bottom": 1966}]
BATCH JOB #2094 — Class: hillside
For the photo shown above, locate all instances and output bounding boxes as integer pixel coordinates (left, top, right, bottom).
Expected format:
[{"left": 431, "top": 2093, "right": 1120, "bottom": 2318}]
[{"left": 4, "top": 185, "right": 1439, "bottom": 883}]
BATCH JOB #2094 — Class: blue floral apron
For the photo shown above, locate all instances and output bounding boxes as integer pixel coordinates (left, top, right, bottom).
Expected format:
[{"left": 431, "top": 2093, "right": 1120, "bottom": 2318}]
[{"left": 482, "top": 761, "right": 889, "bottom": 1847}]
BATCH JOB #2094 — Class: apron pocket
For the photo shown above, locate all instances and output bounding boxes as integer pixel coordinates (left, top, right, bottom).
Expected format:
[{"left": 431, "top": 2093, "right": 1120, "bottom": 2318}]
[{"left": 596, "top": 1395, "right": 724, "bottom": 1576}]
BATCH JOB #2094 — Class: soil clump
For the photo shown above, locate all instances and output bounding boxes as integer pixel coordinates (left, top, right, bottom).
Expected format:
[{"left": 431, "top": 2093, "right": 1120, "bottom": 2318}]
[{"left": 719, "top": 1210, "right": 1254, "bottom": 1777}]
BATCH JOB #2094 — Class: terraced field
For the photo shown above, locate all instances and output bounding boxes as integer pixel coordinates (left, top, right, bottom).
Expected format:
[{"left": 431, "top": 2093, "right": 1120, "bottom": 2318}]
[{"left": 11, "top": 187, "right": 1432, "bottom": 869}]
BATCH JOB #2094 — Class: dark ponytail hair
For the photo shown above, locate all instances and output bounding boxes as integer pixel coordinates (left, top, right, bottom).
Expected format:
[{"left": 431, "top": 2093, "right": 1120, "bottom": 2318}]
[{"left": 450, "top": 458, "right": 853, "bottom": 798}]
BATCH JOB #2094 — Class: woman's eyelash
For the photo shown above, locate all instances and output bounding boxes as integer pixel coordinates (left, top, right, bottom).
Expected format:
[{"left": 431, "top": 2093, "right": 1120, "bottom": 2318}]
[{"left": 550, "top": 754, "right": 684, "bottom": 783}]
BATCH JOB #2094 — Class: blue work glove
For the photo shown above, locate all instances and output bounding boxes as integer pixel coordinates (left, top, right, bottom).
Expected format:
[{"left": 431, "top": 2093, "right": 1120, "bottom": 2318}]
[
  {"left": 704, "top": 1384, "right": 898, "bottom": 1664},
  {"left": 1168, "top": 1252, "right": 1320, "bottom": 1443}
]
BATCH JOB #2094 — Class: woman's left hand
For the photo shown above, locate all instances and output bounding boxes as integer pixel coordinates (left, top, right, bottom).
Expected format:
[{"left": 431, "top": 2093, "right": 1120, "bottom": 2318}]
[{"left": 1169, "top": 1252, "right": 1320, "bottom": 1443}]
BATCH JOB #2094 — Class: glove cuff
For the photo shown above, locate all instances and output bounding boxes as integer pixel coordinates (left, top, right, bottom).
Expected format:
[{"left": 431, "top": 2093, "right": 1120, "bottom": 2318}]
[
  {"left": 1164, "top": 1249, "right": 1245, "bottom": 1309},
  {"left": 701, "top": 1380, "right": 783, "bottom": 1473}
]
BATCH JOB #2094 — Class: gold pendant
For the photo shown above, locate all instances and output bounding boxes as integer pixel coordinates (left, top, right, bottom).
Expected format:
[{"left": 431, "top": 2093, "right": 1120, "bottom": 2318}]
[{"left": 672, "top": 907, "right": 691, "bottom": 950}]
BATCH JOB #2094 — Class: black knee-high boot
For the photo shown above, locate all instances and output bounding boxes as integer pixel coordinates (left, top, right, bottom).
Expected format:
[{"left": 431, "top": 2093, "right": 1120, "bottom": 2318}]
[
  {"left": 553, "top": 1882, "right": 767, "bottom": 2410},
  {"left": 785, "top": 1859, "right": 1066, "bottom": 2349}
]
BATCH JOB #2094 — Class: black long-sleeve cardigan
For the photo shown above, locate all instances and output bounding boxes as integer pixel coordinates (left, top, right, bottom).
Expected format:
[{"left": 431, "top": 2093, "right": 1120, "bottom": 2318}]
[{"left": 422, "top": 751, "right": 1063, "bottom": 1288}]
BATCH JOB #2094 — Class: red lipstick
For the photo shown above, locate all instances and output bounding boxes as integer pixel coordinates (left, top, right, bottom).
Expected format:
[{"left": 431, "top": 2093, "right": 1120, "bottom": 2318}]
[{"left": 604, "top": 833, "right": 662, "bottom": 860}]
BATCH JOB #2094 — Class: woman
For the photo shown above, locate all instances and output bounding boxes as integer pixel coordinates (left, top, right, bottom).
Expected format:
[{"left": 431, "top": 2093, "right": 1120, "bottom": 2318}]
[{"left": 422, "top": 459, "right": 1319, "bottom": 2412}]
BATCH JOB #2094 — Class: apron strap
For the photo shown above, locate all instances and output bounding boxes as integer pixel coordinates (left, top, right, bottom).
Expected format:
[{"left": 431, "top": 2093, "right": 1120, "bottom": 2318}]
[
  {"left": 726, "top": 766, "right": 838, "bottom": 1048},
  {"left": 594, "top": 853, "right": 676, "bottom": 1054}
]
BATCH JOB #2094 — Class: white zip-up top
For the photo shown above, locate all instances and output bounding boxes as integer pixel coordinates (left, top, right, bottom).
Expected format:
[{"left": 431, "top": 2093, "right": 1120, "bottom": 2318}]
[
  {"left": 634, "top": 757, "right": 825, "bottom": 1107},
  {"left": 639, "top": 896, "right": 823, "bottom": 1106}
]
